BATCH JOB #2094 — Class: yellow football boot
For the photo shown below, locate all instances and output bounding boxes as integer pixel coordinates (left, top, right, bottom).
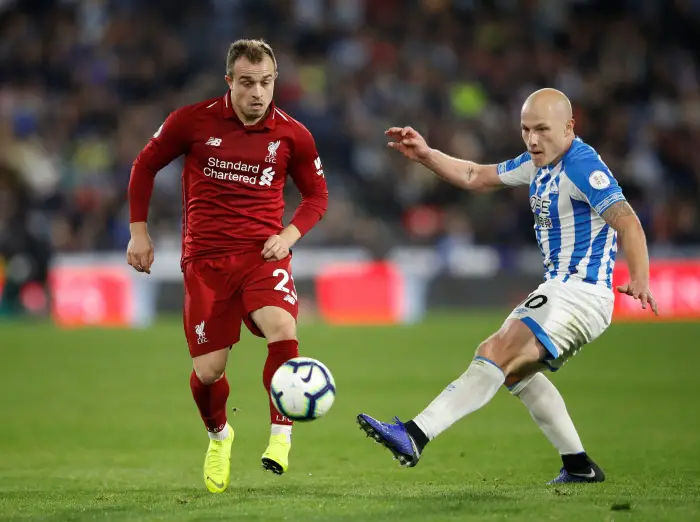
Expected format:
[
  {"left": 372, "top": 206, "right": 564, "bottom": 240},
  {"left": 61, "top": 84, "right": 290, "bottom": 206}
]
[
  {"left": 203, "top": 424, "right": 234, "bottom": 493},
  {"left": 261, "top": 433, "right": 291, "bottom": 475}
]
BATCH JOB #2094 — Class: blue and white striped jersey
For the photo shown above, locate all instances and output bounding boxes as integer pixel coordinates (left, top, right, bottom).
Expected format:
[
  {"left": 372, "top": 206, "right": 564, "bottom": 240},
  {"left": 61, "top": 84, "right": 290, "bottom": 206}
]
[{"left": 497, "top": 137, "right": 625, "bottom": 295}]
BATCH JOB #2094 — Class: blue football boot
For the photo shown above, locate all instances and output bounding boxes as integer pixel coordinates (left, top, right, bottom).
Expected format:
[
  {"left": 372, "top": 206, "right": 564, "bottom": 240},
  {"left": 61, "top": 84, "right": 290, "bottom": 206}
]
[
  {"left": 548, "top": 460, "right": 605, "bottom": 484},
  {"left": 357, "top": 414, "right": 421, "bottom": 467}
]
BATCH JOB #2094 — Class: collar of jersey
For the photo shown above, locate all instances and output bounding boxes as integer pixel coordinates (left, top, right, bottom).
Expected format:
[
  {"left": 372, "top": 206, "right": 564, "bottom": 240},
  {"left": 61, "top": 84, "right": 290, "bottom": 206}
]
[{"left": 221, "top": 92, "right": 277, "bottom": 131}]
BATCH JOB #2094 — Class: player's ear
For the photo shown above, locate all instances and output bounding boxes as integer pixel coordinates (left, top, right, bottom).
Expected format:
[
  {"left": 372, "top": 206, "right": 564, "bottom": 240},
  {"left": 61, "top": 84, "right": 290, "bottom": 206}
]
[
  {"left": 566, "top": 118, "right": 575, "bottom": 135},
  {"left": 225, "top": 75, "right": 233, "bottom": 88}
]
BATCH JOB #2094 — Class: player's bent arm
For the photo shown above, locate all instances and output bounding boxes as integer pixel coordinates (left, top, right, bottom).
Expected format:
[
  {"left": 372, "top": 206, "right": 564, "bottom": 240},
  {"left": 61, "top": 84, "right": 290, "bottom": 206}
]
[
  {"left": 278, "top": 224, "right": 302, "bottom": 248},
  {"left": 421, "top": 149, "right": 503, "bottom": 193},
  {"left": 287, "top": 121, "right": 329, "bottom": 238},
  {"left": 600, "top": 201, "right": 650, "bottom": 281}
]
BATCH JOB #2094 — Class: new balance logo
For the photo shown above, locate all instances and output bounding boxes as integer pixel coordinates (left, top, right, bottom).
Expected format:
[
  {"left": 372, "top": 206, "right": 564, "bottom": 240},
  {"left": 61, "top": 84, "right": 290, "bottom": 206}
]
[
  {"left": 206, "top": 137, "right": 222, "bottom": 147},
  {"left": 195, "top": 321, "right": 208, "bottom": 344},
  {"left": 314, "top": 156, "right": 324, "bottom": 177}
]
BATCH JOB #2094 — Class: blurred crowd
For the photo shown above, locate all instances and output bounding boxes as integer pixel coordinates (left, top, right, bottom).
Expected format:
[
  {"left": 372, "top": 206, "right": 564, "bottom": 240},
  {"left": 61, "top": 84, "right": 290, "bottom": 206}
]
[{"left": 1, "top": 0, "right": 700, "bottom": 261}]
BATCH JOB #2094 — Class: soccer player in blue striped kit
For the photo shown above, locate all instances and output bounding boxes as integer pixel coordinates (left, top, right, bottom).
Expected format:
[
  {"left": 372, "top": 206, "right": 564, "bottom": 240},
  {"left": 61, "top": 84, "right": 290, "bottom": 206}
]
[{"left": 357, "top": 88, "right": 658, "bottom": 483}]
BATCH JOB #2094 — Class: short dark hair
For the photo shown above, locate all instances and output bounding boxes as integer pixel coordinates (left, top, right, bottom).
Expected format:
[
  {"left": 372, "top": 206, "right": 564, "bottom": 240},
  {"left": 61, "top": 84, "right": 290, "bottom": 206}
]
[{"left": 226, "top": 39, "right": 277, "bottom": 76}]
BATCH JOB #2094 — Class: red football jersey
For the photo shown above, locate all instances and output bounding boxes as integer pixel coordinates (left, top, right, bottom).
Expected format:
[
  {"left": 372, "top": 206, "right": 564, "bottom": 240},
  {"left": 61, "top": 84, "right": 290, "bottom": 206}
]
[{"left": 128, "top": 93, "right": 328, "bottom": 264}]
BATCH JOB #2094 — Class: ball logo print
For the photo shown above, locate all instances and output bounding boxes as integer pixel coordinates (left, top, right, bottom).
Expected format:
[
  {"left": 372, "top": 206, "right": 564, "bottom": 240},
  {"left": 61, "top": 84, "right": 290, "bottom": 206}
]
[{"left": 270, "top": 357, "right": 336, "bottom": 421}]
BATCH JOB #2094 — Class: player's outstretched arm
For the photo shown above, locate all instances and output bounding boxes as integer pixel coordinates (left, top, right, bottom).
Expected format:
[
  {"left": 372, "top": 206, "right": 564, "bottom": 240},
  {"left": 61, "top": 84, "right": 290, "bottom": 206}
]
[
  {"left": 601, "top": 201, "right": 658, "bottom": 315},
  {"left": 385, "top": 126, "right": 503, "bottom": 192}
]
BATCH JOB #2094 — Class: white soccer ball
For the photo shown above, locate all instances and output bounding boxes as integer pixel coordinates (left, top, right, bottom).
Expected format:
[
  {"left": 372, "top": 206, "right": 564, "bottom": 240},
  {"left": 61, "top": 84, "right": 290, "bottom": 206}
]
[{"left": 270, "top": 357, "right": 336, "bottom": 421}]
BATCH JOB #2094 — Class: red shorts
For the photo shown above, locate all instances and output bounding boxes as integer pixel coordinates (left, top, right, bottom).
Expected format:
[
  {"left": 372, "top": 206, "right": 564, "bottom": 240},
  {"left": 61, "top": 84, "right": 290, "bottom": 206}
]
[{"left": 183, "top": 252, "right": 298, "bottom": 357}]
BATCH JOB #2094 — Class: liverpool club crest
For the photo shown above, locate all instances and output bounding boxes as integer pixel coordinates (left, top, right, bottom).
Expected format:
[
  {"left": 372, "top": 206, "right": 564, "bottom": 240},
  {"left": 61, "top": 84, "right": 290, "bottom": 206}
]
[{"left": 265, "top": 140, "right": 280, "bottom": 163}]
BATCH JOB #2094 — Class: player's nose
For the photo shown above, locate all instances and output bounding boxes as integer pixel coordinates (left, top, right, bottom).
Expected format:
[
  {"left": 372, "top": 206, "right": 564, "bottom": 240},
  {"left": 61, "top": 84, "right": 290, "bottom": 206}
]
[{"left": 251, "top": 83, "right": 264, "bottom": 97}]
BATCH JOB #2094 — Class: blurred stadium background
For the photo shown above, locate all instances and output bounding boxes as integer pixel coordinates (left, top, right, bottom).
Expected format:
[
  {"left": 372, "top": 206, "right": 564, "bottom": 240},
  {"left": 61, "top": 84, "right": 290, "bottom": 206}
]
[
  {"left": 1, "top": 2, "right": 700, "bottom": 520},
  {"left": 0, "top": 0, "right": 699, "bottom": 323}
]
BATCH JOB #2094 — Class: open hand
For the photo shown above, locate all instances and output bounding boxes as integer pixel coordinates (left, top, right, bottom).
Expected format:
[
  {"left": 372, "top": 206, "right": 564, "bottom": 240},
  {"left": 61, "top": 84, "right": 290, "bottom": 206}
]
[
  {"left": 385, "top": 126, "right": 431, "bottom": 162},
  {"left": 617, "top": 280, "right": 658, "bottom": 315}
]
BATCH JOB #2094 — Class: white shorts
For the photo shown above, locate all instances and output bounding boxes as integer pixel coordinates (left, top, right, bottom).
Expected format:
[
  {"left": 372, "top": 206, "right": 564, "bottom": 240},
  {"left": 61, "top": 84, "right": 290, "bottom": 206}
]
[{"left": 506, "top": 279, "right": 614, "bottom": 371}]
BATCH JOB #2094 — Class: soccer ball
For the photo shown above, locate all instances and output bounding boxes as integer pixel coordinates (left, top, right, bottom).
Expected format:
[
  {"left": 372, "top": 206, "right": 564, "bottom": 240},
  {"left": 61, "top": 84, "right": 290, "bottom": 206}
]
[{"left": 270, "top": 357, "right": 336, "bottom": 422}]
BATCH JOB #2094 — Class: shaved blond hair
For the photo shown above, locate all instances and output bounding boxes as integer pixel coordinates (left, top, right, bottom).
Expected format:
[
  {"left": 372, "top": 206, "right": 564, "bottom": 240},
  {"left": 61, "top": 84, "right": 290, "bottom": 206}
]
[{"left": 522, "top": 88, "right": 573, "bottom": 122}]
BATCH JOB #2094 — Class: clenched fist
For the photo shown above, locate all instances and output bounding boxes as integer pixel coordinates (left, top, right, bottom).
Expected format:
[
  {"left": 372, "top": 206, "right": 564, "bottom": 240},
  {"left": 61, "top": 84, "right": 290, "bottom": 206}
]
[{"left": 261, "top": 234, "right": 290, "bottom": 261}]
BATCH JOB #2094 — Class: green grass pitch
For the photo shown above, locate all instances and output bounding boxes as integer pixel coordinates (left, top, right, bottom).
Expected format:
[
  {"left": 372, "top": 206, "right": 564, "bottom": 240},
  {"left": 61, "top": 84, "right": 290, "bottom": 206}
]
[{"left": 1, "top": 313, "right": 699, "bottom": 521}]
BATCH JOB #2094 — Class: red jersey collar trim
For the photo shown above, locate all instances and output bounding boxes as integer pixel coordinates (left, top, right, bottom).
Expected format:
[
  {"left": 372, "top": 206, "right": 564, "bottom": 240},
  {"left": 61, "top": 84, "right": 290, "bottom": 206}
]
[{"left": 222, "top": 92, "right": 276, "bottom": 130}]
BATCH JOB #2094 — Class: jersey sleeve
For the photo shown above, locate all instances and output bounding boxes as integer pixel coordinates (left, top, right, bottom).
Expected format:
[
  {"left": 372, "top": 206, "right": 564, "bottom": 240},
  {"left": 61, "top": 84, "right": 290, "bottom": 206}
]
[
  {"left": 287, "top": 123, "right": 329, "bottom": 236},
  {"left": 128, "top": 110, "right": 190, "bottom": 223},
  {"left": 496, "top": 152, "right": 535, "bottom": 186},
  {"left": 566, "top": 157, "right": 626, "bottom": 216}
]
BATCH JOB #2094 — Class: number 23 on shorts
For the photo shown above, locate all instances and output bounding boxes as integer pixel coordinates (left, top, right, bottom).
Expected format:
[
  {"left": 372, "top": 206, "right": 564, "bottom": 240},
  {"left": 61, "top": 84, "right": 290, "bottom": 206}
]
[{"left": 272, "top": 268, "right": 298, "bottom": 305}]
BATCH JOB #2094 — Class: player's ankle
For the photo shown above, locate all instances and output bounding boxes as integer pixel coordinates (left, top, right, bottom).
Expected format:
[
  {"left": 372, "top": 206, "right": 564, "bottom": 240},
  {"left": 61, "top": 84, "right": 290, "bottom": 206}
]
[
  {"left": 208, "top": 423, "right": 230, "bottom": 441},
  {"left": 404, "top": 420, "right": 429, "bottom": 452},
  {"left": 561, "top": 451, "right": 591, "bottom": 473},
  {"left": 270, "top": 424, "right": 292, "bottom": 443}
]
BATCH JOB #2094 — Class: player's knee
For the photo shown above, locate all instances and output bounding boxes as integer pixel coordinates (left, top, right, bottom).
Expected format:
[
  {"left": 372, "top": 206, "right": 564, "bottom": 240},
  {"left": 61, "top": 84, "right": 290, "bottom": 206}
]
[
  {"left": 476, "top": 320, "right": 542, "bottom": 375},
  {"left": 192, "top": 351, "right": 227, "bottom": 385},
  {"left": 477, "top": 332, "right": 512, "bottom": 363},
  {"left": 476, "top": 332, "right": 521, "bottom": 374},
  {"left": 193, "top": 366, "right": 224, "bottom": 385}
]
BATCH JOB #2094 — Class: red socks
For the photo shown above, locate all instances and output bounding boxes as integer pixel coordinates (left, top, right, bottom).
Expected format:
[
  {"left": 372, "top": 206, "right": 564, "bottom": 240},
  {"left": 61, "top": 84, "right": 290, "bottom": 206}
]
[
  {"left": 263, "top": 340, "right": 299, "bottom": 425},
  {"left": 190, "top": 339, "right": 298, "bottom": 432},
  {"left": 190, "top": 370, "right": 229, "bottom": 433}
]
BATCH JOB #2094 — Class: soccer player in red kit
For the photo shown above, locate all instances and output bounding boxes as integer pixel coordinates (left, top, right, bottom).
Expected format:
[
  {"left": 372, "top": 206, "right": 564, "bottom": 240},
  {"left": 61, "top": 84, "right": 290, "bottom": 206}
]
[{"left": 126, "top": 39, "right": 328, "bottom": 493}]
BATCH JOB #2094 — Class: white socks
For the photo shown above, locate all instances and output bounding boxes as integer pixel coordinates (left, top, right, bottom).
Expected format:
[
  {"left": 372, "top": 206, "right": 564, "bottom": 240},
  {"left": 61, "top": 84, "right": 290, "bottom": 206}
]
[
  {"left": 271, "top": 424, "right": 292, "bottom": 443},
  {"left": 414, "top": 357, "right": 505, "bottom": 440},
  {"left": 409, "top": 358, "right": 585, "bottom": 456},
  {"left": 511, "top": 373, "right": 584, "bottom": 455}
]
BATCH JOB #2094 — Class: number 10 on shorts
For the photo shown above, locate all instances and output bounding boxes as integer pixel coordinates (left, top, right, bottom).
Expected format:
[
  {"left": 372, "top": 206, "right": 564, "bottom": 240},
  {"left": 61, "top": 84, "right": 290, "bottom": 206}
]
[{"left": 274, "top": 269, "right": 297, "bottom": 305}]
